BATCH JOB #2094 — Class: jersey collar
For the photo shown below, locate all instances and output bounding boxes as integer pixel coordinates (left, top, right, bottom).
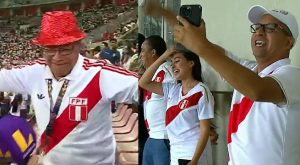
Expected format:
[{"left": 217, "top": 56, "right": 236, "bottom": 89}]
[{"left": 258, "top": 58, "right": 291, "bottom": 77}]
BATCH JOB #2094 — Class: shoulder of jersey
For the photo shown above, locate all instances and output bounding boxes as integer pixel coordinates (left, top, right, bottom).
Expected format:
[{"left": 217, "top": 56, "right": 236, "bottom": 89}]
[
  {"left": 82, "top": 58, "right": 108, "bottom": 69},
  {"left": 198, "top": 82, "right": 211, "bottom": 92},
  {"left": 160, "top": 62, "right": 175, "bottom": 81},
  {"left": 12, "top": 58, "right": 47, "bottom": 69},
  {"left": 198, "top": 82, "right": 213, "bottom": 101},
  {"left": 83, "top": 58, "right": 139, "bottom": 78}
]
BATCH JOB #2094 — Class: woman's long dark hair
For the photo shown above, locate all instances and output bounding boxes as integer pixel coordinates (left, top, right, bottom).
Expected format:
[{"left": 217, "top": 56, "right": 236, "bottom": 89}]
[{"left": 176, "top": 49, "right": 203, "bottom": 82}]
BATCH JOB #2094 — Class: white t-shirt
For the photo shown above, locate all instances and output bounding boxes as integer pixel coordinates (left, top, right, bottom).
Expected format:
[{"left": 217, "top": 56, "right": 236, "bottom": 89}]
[
  {"left": 163, "top": 82, "right": 214, "bottom": 165},
  {"left": 143, "top": 62, "right": 173, "bottom": 139},
  {"left": 0, "top": 55, "right": 139, "bottom": 165},
  {"left": 228, "top": 58, "right": 300, "bottom": 165}
]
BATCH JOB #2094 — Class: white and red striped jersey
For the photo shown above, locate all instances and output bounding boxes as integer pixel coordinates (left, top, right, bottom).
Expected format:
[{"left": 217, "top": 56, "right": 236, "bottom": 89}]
[
  {"left": 0, "top": 55, "right": 138, "bottom": 165},
  {"left": 163, "top": 82, "right": 214, "bottom": 165},
  {"left": 228, "top": 58, "right": 300, "bottom": 165},
  {"left": 143, "top": 62, "right": 173, "bottom": 139}
]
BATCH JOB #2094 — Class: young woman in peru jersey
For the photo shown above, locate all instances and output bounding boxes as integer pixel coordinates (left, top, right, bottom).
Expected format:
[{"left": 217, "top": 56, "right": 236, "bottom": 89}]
[{"left": 139, "top": 48, "right": 214, "bottom": 165}]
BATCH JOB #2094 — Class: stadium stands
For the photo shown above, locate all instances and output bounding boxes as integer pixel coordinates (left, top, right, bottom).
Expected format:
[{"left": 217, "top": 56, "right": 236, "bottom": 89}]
[{"left": 112, "top": 104, "right": 138, "bottom": 164}]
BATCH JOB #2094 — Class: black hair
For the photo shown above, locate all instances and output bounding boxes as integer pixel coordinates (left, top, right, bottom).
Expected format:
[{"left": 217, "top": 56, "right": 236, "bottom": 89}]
[
  {"left": 176, "top": 49, "right": 203, "bottom": 82},
  {"left": 145, "top": 35, "right": 166, "bottom": 56},
  {"left": 137, "top": 33, "right": 145, "bottom": 54}
]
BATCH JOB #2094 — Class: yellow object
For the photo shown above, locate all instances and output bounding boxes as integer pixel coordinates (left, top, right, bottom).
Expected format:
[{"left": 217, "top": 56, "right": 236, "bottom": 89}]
[{"left": 12, "top": 129, "right": 34, "bottom": 152}]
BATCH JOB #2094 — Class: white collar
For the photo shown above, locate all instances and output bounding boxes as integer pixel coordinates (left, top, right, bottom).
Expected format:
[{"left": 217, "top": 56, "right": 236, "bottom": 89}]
[{"left": 254, "top": 58, "right": 291, "bottom": 76}]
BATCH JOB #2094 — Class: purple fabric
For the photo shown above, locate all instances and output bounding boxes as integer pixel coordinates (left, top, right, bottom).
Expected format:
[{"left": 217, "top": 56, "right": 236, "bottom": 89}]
[{"left": 0, "top": 115, "right": 36, "bottom": 165}]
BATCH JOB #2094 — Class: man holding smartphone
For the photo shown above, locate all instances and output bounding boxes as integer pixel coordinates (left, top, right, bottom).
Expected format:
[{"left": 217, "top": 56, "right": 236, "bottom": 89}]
[
  {"left": 173, "top": 5, "right": 300, "bottom": 165},
  {"left": 145, "top": 2, "right": 300, "bottom": 165}
]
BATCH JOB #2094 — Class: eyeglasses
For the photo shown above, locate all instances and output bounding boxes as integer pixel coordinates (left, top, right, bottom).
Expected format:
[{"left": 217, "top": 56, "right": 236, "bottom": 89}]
[
  {"left": 43, "top": 45, "right": 75, "bottom": 57},
  {"left": 250, "top": 23, "right": 292, "bottom": 37}
]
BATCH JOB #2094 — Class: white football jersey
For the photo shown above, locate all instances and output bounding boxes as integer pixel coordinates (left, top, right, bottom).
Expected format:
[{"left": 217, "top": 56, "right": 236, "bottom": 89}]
[
  {"left": 163, "top": 82, "right": 214, "bottom": 165},
  {"left": 228, "top": 58, "right": 300, "bottom": 165},
  {"left": 143, "top": 62, "right": 173, "bottom": 139},
  {"left": 0, "top": 55, "right": 139, "bottom": 165}
]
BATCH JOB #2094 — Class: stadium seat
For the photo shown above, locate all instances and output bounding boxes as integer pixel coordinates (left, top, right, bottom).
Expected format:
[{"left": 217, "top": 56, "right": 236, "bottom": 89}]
[
  {"left": 115, "top": 121, "right": 138, "bottom": 143},
  {"left": 112, "top": 104, "right": 123, "bottom": 118},
  {"left": 119, "top": 152, "right": 138, "bottom": 165},
  {"left": 112, "top": 108, "right": 133, "bottom": 128},
  {"left": 112, "top": 104, "right": 128, "bottom": 122},
  {"left": 113, "top": 113, "right": 137, "bottom": 134},
  {"left": 117, "top": 139, "right": 138, "bottom": 153}
]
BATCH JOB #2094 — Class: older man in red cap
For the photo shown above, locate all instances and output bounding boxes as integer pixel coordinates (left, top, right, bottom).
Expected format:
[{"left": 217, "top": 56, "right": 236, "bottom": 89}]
[{"left": 0, "top": 11, "right": 138, "bottom": 165}]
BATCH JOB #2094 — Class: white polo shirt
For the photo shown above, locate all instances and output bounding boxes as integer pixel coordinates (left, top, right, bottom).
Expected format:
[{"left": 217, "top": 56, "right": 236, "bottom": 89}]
[
  {"left": 0, "top": 55, "right": 138, "bottom": 165},
  {"left": 228, "top": 58, "right": 300, "bottom": 165},
  {"left": 163, "top": 82, "right": 214, "bottom": 165},
  {"left": 143, "top": 62, "right": 173, "bottom": 139}
]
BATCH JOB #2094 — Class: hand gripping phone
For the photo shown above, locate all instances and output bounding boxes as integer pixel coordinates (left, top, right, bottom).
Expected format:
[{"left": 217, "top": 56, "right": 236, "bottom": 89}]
[{"left": 179, "top": 4, "right": 202, "bottom": 27}]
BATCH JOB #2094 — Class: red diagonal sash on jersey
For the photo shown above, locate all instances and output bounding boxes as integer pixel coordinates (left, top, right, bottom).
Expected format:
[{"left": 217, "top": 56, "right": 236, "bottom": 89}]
[
  {"left": 40, "top": 71, "right": 102, "bottom": 154},
  {"left": 143, "top": 90, "right": 152, "bottom": 103},
  {"left": 165, "top": 92, "right": 203, "bottom": 126},
  {"left": 143, "top": 70, "right": 165, "bottom": 131},
  {"left": 143, "top": 70, "right": 165, "bottom": 102},
  {"left": 227, "top": 97, "right": 254, "bottom": 143},
  {"left": 144, "top": 119, "right": 150, "bottom": 132},
  {"left": 155, "top": 70, "right": 165, "bottom": 83}
]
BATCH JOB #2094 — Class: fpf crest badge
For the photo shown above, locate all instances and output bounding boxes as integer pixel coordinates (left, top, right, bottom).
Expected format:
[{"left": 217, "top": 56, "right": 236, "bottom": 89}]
[
  {"left": 69, "top": 98, "right": 88, "bottom": 121},
  {"left": 179, "top": 99, "right": 190, "bottom": 110}
]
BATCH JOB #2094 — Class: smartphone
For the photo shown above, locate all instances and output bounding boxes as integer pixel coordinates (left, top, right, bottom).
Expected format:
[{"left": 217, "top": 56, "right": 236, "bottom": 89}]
[{"left": 179, "top": 4, "right": 202, "bottom": 27}]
